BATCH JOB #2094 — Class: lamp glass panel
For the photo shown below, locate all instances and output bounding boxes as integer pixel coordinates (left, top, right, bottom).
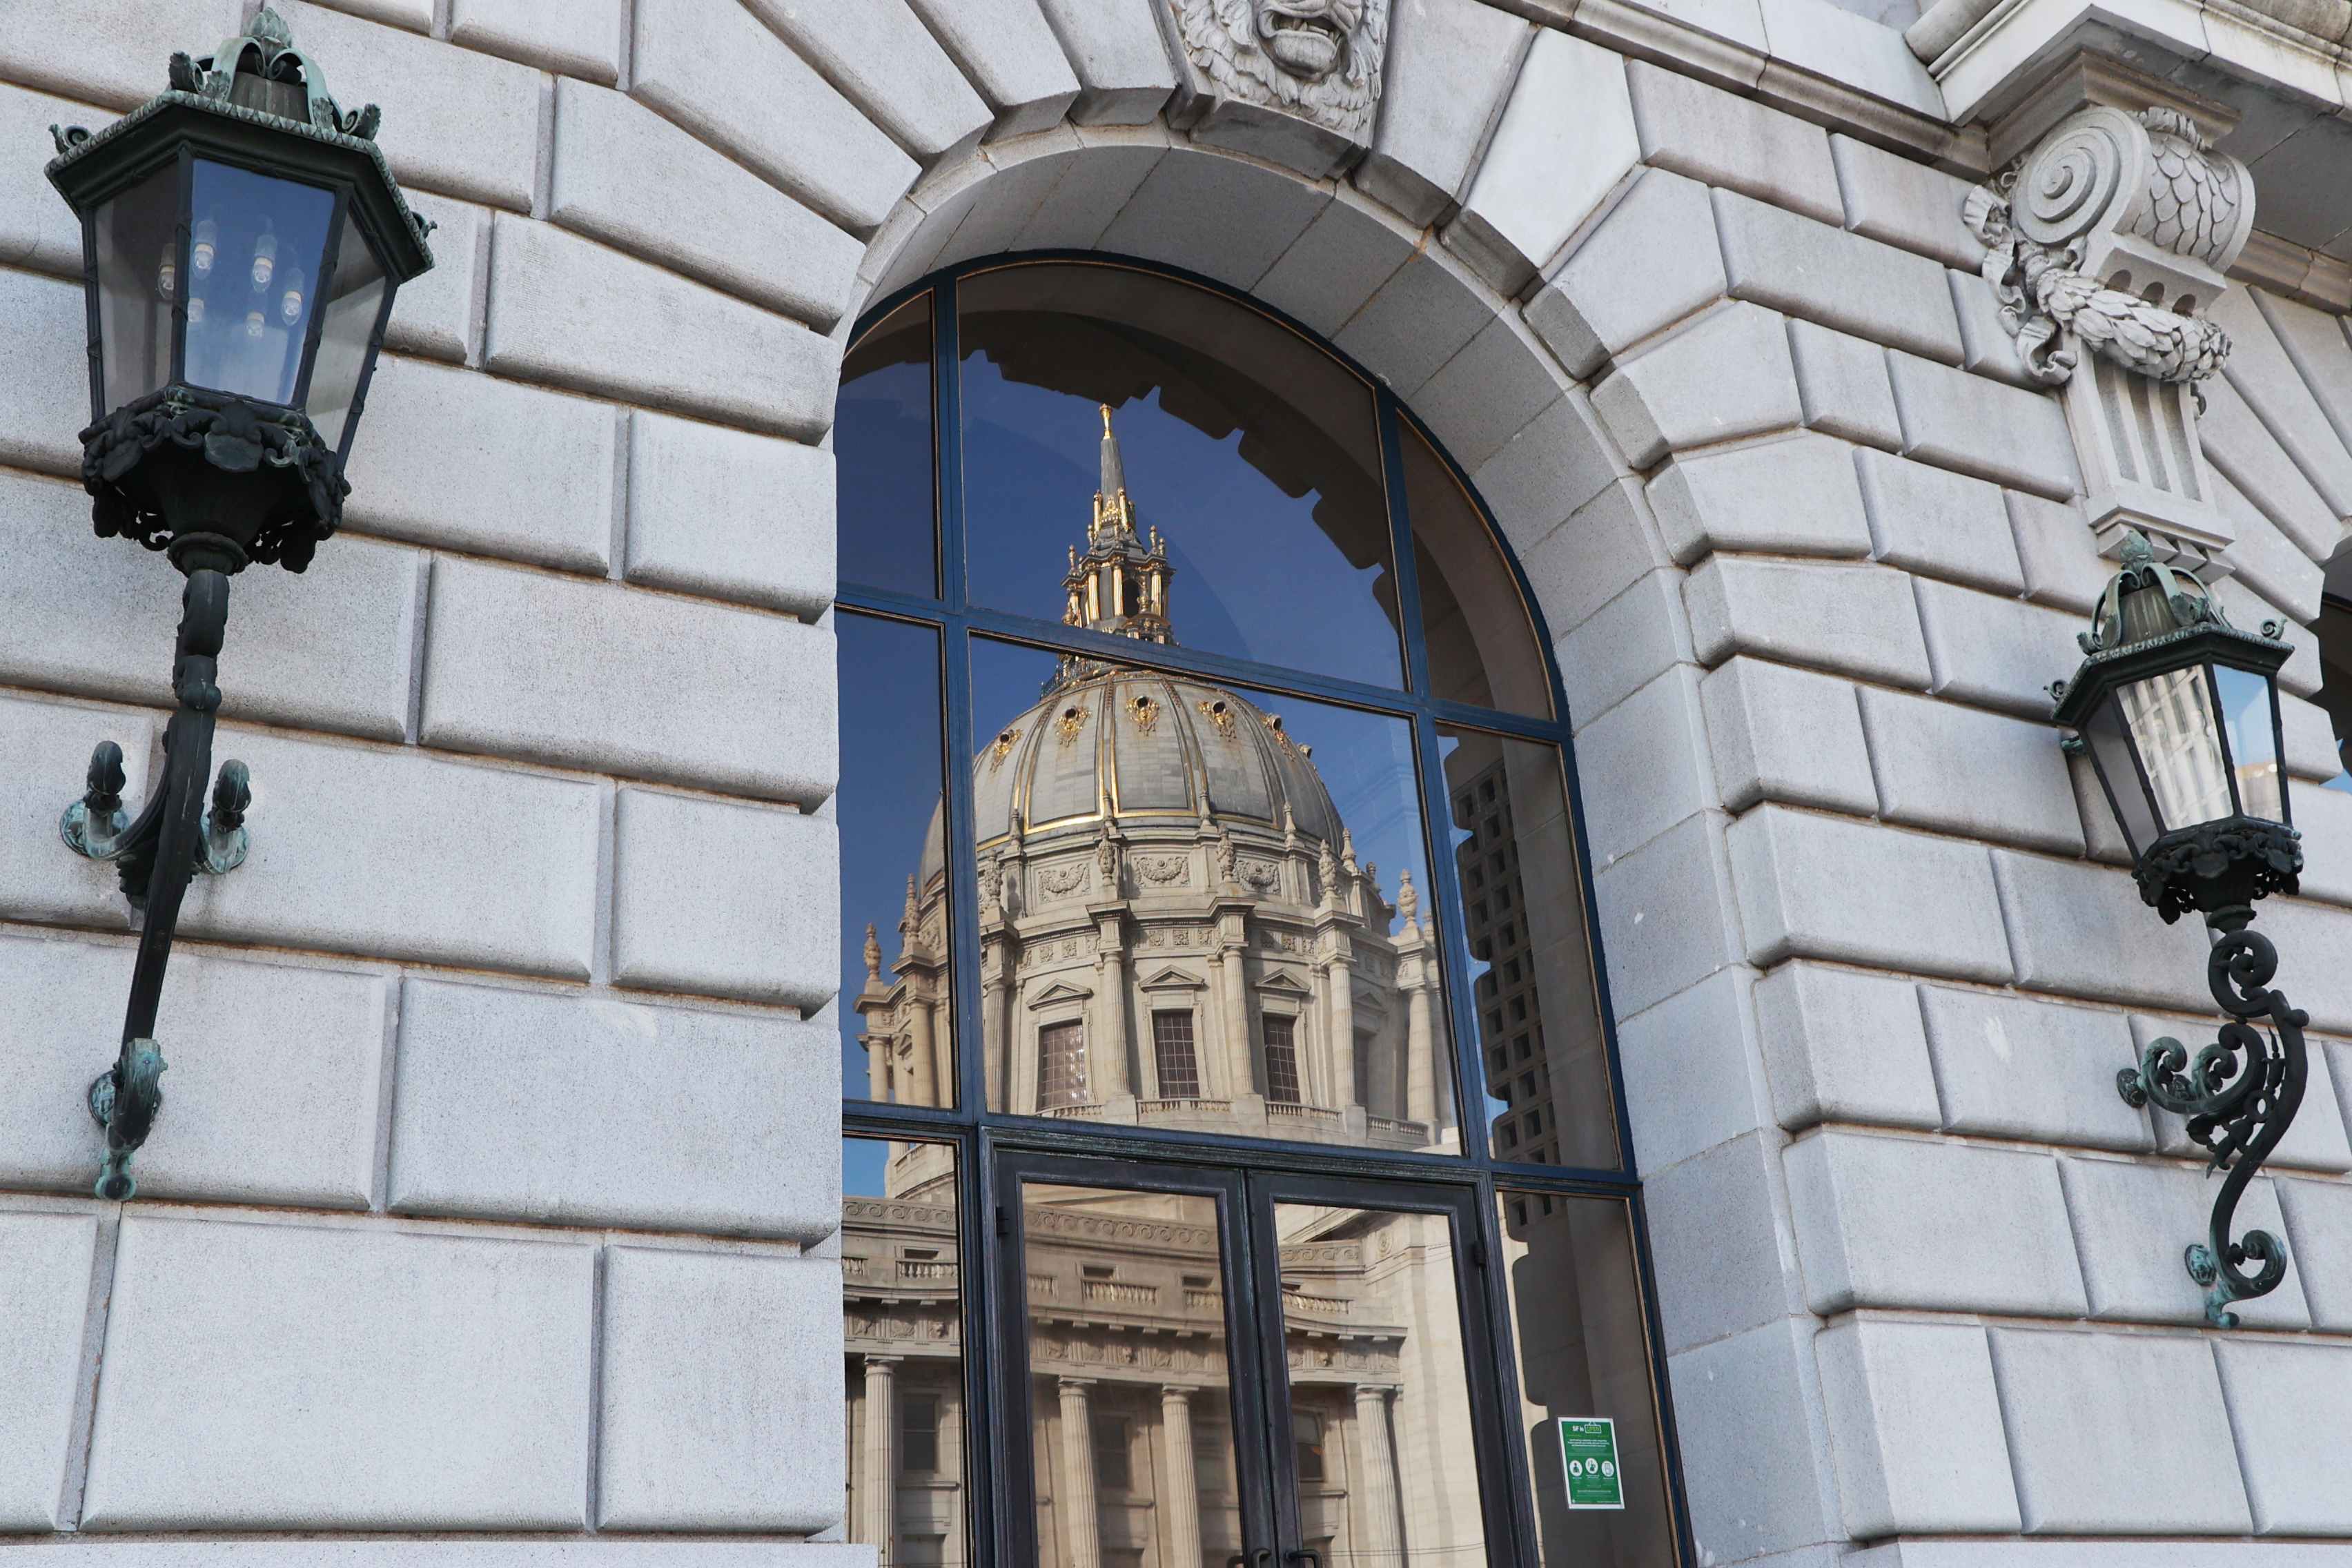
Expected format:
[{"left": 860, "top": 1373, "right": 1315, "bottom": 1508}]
[
  {"left": 182, "top": 159, "right": 334, "bottom": 407},
  {"left": 2213, "top": 663, "right": 2286, "bottom": 823},
  {"left": 2118, "top": 666, "right": 2233, "bottom": 832},
  {"left": 92, "top": 164, "right": 182, "bottom": 412},
  {"left": 306, "top": 209, "right": 386, "bottom": 451},
  {"left": 2082, "top": 696, "right": 2159, "bottom": 853}
]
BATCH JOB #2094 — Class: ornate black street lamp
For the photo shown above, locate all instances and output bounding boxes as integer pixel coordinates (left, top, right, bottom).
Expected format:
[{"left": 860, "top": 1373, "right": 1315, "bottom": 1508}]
[
  {"left": 44, "top": 9, "right": 433, "bottom": 1200},
  {"left": 2051, "top": 531, "right": 2306, "bottom": 1326}
]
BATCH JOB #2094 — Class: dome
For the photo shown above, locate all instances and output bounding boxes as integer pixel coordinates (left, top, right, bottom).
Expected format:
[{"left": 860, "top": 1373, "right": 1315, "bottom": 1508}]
[
  {"left": 917, "top": 403, "right": 1348, "bottom": 889},
  {"left": 981, "top": 667, "right": 1340, "bottom": 848},
  {"left": 919, "top": 665, "right": 1342, "bottom": 888}
]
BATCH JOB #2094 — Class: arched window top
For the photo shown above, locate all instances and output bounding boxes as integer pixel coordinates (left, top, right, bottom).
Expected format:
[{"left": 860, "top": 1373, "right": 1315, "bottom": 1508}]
[
  {"left": 835, "top": 255, "right": 1622, "bottom": 1179},
  {"left": 840, "top": 258, "right": 1552, "bottom": 719}
]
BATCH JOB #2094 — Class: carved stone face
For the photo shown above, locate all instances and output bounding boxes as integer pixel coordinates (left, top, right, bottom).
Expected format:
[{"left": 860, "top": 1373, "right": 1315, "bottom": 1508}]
[{"left": 1254, "top": 0, "right": 1362, "bottom": 81}]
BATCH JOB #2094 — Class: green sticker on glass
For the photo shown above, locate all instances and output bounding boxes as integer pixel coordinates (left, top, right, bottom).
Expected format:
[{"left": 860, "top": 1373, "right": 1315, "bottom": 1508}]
[{"left": 1558, "top": 1417, "right": 1623, "bottom": 1510}]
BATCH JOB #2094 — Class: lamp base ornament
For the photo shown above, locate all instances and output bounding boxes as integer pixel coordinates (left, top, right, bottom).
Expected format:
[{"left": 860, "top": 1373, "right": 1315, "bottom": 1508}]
[
  {"left": 80, "top": 384, "right": 346, "bottom": 574},
  {"left": 2134, "top": 816, "right": 2302, "bottom": 924},
  {"left": 2115, "top": 906, "right": 2306, "bottom": 1326},
  {"left": 58, "top": 569, "right": 250, "bottom": 1200}
]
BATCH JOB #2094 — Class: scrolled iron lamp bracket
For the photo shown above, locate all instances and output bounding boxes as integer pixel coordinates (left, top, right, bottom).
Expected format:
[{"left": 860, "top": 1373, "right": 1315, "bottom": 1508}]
[
  {"left": 2053, "top": 531, "right": 2308, "bottom": 1327},
  {"left": 59, "top": 569, "right": 257, "bottom": 1202},
  {"left": 2111, "top": 910, "right": 2306, "bottom": 1325}
]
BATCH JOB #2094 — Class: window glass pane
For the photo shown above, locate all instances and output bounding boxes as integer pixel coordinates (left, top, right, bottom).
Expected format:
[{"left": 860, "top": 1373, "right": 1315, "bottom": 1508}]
[
  {"left": 843, "top": 612, "right": 954, "bottom": 1106},
  {"left": 1272, "top": 1202, "right": 1484, "bottom": 1565},
  {"left": 2083, "top": 698, "right": 2159, "bottom": 854},
  {"left": 94, "top": 163, "right": 181, "bottom": 411},
  {"left": 1153, "top": 1010, "right": 1202, "bottom": 1100},
  {"left": 183, "top": 159, "right": 334, "bottom": 406},
  {"left": 971, "top": 638, "right": 1458, "bottom": 1152},
  {"left": 2119, "top": 667, "right": 2232, "bottom": 830},
  {"left": 1442, "top": 726, "right": 1619, "bottom": 1170},
  {"left": 958, "top": 262, "right": 1402, "bottom": 689},
  {"left": 1402, "top": 420, "right": 1551, "bottom": 718},
  {"left": 844, "top": 1135, "right": 966, "bottom": 1567},
  {"left": 839, "top": 292, "right": 937, "bottom": 598},
  {"left": 306, "top": 210, "right": 386, "bottom": 451},
  {"left": 2214, "top": 663, "right": 2284, "bottom": 822},
  {"left": 1498, "top": 1189, "right": 1676, "bottom": 1567},
  {"left": 1020, "top": 1183, "right": 1244, "bottom": 1568}
]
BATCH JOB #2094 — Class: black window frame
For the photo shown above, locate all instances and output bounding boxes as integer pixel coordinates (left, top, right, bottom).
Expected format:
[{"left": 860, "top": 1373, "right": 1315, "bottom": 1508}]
[{"left": 838, "top": 253, "right": 1694, "bottom": 1568}]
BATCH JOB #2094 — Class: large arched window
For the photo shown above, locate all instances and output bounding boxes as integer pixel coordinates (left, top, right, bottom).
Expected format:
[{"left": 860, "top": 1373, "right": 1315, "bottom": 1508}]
[{"left": 834, "top": 257, "right": 1684, "bottom": 1568}]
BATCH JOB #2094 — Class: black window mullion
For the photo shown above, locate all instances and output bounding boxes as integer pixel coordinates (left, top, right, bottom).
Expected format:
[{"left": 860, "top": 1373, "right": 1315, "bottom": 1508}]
[
  {"left": 1409, "top": 706, "right": 1497, "bottom": 1170},
  {"left": 1377, "top": 385, "right": 1435, "bottom": 700}
]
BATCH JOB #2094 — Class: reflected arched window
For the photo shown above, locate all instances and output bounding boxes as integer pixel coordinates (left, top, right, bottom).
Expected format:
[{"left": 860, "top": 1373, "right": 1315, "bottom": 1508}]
[{"left": 834, "top": 259, "right": 1678, "bottom": 1568}]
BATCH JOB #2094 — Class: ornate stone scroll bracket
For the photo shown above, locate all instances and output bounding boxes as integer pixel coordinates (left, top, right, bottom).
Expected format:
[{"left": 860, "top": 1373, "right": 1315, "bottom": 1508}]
[
  {"left": 1964, "top": 99, "right": 2257, "bottom": 571},
  {"left": 1158, "top": 0, "right": 1389, "bottom": 181},
  {"left": 2116, "top": 910, "right": 2307, "bottom": 1327}
]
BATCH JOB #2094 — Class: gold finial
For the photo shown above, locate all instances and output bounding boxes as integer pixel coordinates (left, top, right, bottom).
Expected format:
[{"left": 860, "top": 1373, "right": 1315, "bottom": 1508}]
[{"left": 1100, "top": 402, "right": 1114, "bottom": 436}]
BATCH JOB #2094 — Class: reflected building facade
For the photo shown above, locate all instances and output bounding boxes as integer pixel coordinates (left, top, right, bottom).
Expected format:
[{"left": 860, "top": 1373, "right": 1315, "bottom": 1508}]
[
  {"left": 841, "top": 1144, "right": 1485, "bottom": 1568},
  {"left": 845, "top": 411, "right": 1490, "bottom": 1567},
  {"left": 856, "top": 409, "right": 1454, "bottom": 1153}
]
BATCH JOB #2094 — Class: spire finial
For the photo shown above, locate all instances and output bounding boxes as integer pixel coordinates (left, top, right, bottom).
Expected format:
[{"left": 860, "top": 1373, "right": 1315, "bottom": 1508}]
[
  {"left": 863, "top": 922, "right": 882, "bottom": 983},
  {"left": 1098, "top": 402, "right": 1127, "bottom": 502}
]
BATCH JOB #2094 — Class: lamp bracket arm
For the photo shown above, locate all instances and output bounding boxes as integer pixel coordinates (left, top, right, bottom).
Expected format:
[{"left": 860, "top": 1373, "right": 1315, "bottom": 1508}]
[{"left": 2116, "top": 919, "right": 2308, "bottom": 1326}]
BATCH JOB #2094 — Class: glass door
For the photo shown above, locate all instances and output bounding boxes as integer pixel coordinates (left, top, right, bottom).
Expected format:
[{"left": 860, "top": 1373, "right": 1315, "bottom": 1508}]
[
  {"left": 1246, "top": 1175, "right": 1509, "bottom": 1568},
  {"left": 996, "top": 1153, "right": 1510, "bottom": 1568},
  {"left": 994, "top": 1152, "right": 1275, "bottom": 1568}
]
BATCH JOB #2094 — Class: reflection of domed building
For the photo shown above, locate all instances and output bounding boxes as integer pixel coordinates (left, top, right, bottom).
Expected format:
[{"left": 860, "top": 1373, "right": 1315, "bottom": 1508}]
[
  {"left": 857, "top": 408, "right": 1454, "bottom": 1151},
  {"left": 844, "top": 408, "right": 1485, "bottom": 1568}
]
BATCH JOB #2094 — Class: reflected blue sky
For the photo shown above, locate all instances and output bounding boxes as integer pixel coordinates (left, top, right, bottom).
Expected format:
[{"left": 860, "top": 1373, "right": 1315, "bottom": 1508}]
[
  {"left": 961, "top": 364, "right": 1402, "bottom": 689},
  {"left": 836, "top": 297, "right": 934, "bottom": 598},
  {"left": 839, "top": 613, "right": 948, "bottom": 1102},
  {"left": 845, "top": 1135, "right": 892, "bottom": 1198}
]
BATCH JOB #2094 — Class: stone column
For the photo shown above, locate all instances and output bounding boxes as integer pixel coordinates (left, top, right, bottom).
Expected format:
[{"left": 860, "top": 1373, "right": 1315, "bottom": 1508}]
[
  {"left": 1059, "top": 1376, "right": 1102, "bottom": 1568},
  {"left": 1351, "top": 1382, "right": 1404, "bottom": 1568},
  {"left": 1160, "top": 1385, "right": 1201, "bottom": 1568},
  {"left": 861, "top": 1355, "right": 901, "bottom": 1562},
  {"left": 1326, "top": 949, "right": 1357, "bottom": 1108},
  {"left": 906, "top": 997, "right": 939, "bottom": 1108},
  {"left": 1219, "top": 941, "right": 1254, "bottom": 1094},
  {"left": 866, "top": 1028, "right": 894, "bottom": 1104},
  {"left": 1404, "top": 966, "right": 1435, "bottom": 1131},
  {"left": 1095, "top": 927, "right": 1132, "bottom": 1103}
]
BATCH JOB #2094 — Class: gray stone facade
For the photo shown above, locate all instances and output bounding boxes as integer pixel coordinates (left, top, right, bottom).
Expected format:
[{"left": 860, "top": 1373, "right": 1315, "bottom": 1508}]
[{"left": 5, "top": 0, "right": 2352, "bottom": 1562}]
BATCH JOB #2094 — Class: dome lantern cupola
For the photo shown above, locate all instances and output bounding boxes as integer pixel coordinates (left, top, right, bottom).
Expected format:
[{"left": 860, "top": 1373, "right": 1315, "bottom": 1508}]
[{"left": 1061, "top": 404, "right": 1173, "bottom": 647}]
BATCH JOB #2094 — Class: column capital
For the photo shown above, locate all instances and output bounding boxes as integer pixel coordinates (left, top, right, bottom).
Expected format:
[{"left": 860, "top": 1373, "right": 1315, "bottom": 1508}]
[
  {"left": 864, "top": 1353, "right": 904, "bottom": 1369},
  {"left": 1157, "top": 1383, "right": 1195, "bottom": 1404},
  {"left": 1058, "top": 1375, "right": 1098, "bottom": 1393}
]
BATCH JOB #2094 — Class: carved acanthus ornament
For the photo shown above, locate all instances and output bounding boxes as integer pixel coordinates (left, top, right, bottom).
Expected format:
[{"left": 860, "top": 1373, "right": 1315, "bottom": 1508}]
[
  {"left": 1963, "top": 107, "right": 2251, "bottom": 389},
  {"left": 1963, "top": 99, "right": 2257, "bottom": 568}
]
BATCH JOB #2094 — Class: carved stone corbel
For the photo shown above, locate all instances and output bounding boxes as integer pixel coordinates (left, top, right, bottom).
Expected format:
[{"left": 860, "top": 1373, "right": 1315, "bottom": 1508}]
[
  {"left": 1964, "top": 99, "right": 2256, "bottom": 571},
  {"left": 1156, "top": 0, "right": 1389, "bottom": 180}
]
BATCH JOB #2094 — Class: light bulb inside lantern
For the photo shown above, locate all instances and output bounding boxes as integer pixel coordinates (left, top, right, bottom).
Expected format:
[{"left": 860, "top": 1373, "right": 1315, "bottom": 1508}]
[
  {"left": 244, "top": 308, "right": 266, "bottom": 340},
  {"left": 191, "top": 218, "right": 217, "bottom": 277},
  {"left": 251, "top": 230, "right": 276, "bottom": 291},
  {"left": 156, "top": 257, "right": 176, "bottom": 300},
  {"left": 186, "top": 296, "right": 206, "bottom": 325},
  {"left": 278, "top": 268, "right": 305, "bottom": 326}
]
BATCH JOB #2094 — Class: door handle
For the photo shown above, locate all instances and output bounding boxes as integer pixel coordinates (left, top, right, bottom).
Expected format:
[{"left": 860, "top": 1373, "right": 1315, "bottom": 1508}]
[
  {"left": 1286, "top": 1551, "right": 1324, "bottom": 1568},
  {"left": 1228, "top": 1552, "right": 1273, "bottom": 1568}
]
